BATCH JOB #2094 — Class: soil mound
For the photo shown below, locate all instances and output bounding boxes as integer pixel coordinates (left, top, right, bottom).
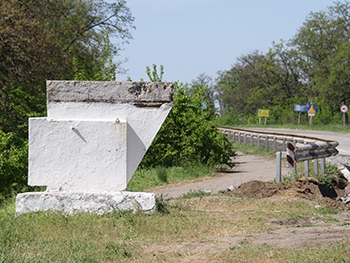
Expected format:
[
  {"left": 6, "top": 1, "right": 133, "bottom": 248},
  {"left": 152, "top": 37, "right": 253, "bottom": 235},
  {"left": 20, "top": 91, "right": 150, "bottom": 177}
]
[
  {"left": 224, "top": 180, "right": 286, "bottom": 198},
  {"left": 223, "top": 178, "right": 349, "bottom": 210}
]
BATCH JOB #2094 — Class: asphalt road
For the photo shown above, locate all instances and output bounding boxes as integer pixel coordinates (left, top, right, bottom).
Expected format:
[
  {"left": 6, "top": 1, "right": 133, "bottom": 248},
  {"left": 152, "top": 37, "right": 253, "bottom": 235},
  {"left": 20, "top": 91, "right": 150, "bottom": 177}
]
[{"left": 248, "top": 128, "right": 350, "bottom": 156}]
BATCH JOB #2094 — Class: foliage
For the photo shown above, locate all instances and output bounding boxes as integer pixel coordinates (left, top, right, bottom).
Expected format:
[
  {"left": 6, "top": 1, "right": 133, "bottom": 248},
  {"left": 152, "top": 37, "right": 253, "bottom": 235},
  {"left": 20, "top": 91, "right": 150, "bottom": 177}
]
[
  {"left": 140, "top": 83, "right": 235, "bottom": 168},
  {"left": 0, "top": 0, "right": 134, "bottom": 135},
  {"left": 188, "top": 73, "right": 218, "bottom": 118},
  {"left": 146, "top": 63, "right": 164, "bottom": 82},
  {"left": 156, "top": 166, "right": 168, "bottom": 183},
  {"left": 0, "top": 0, "right": 134, "bottom": 201},
  {"left": 0, "top": 131, "right": 28, "bottom": 202},
  {"left": 72, "top": 35, "right": 117, "bottom": 81}
]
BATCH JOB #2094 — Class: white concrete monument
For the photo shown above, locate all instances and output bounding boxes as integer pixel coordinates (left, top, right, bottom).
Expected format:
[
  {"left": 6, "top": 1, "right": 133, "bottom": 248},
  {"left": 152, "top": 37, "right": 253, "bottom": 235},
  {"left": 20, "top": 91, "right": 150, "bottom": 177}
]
[{"left": 16, "top": 81, "right": 173, "bottom": 215}]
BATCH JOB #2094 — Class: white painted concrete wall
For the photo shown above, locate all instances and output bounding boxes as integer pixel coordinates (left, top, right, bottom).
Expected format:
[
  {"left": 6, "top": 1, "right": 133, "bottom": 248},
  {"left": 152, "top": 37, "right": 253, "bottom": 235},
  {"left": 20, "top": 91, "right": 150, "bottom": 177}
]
[
  {"left": 29, "top": 118, "right": 128, "bottom": 191},
  {"left": 28, "top": 81, "right": 173, "bottom": 192}
]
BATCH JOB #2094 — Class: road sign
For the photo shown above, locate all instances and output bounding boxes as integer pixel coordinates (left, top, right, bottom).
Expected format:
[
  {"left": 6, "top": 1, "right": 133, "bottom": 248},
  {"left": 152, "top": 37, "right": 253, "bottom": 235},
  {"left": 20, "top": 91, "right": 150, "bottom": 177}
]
[
  {"left": 294, "top": 104, "right": 310, "bottom": 112},
  {"left": 258, "top": 109, "right": 269, "bottom": 117},
  {"left": 308, "top": 106, "right": 316, "bottom": 116},
  {"left": 294, "top": 104, "right": 319, "bottom": 113},
  {"left": 341, "top": 105, "right": 348, "bottom": 113}
]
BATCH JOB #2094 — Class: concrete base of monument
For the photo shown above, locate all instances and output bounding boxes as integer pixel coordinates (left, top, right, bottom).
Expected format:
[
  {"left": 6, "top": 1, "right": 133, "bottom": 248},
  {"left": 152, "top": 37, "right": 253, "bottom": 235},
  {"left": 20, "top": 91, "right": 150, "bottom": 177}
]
[{"left": 15, "top": 191, "right": 156, "bottom": 216}]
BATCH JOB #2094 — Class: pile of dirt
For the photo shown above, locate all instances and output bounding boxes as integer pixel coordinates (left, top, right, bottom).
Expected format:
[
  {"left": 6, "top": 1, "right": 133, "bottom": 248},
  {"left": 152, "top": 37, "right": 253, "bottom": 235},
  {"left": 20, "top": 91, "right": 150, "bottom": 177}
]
[
  {"left": 223, "top": 178, "right": 349, "bottom": 210},
  {"left": 222, "top": 180, "right": 287, "bottom": 198}
]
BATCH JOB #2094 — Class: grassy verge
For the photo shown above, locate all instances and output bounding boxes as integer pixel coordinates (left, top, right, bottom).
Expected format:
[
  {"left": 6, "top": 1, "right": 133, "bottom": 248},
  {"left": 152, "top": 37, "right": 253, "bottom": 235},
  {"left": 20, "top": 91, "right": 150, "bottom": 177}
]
[
  {"left": 127, "top": 164, "right": 215, "bottom": 192},
  {"left": 231, "top": 140, "right": 275, "bottom": 158},
  {"left": 1, "top": 192, "right": 350, "bottom": 262}
]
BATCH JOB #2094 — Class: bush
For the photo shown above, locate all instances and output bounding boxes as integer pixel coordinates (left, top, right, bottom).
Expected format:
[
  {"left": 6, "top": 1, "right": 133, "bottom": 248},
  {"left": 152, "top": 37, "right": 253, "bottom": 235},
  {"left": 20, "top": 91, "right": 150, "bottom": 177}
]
[
  {"left": 0, "top": 131, "right": 28, "bottom": 203},
  {"left": 140, "top": 84, "right": 235, "bottom": 168}
]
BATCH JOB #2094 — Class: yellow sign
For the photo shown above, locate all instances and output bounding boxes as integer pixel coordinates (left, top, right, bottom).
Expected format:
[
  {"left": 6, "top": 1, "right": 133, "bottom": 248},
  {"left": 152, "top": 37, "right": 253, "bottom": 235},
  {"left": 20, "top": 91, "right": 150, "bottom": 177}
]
[{"left": 258, "top": 109, "right": 269, "bottom": 118}]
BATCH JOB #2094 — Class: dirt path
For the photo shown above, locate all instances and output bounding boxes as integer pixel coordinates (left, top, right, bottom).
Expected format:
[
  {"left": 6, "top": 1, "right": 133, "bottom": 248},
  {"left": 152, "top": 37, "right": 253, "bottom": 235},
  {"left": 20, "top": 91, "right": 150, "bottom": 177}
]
[
  {"left": 152, "top": 225, "right": 350, "bottom": 257},
  {"left": 152, "top": 152, "right": 291, "bottom": 198}
]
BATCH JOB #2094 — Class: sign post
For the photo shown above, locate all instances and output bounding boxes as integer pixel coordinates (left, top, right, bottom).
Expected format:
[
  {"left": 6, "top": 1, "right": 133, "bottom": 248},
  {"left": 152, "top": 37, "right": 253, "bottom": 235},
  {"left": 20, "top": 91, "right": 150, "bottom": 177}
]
[
  {"left": 307, "top": 106, "right": 316, "bottom": 125},
  {"left": 341, "top": 104, "right": 348, "bottom": 126},
  {"left": 258, "top": 109, "right": 269, "bottom": 125}
]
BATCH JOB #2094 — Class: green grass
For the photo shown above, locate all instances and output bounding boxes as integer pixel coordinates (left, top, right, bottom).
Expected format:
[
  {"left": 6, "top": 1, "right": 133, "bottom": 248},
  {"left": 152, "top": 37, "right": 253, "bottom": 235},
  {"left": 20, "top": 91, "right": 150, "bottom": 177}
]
[
  {"left": 127, "top": 163, "right": 215, "bottom": 192},
  {"left": 231, "top": 140, "right": 275, "bottom": 158},
  {"left": 181, "top": 189, "right": 211, "bottom": 199},
  {"left": 1, "top": 193, "right": 349, "bottom": 262}
]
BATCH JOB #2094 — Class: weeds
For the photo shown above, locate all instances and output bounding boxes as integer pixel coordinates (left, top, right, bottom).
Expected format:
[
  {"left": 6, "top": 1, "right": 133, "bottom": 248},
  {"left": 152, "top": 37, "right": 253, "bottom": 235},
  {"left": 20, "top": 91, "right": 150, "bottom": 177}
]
[
  {"left": 156, "top": 195, "right": 170, "bottom": 214},
  {"left": 316, "top": 205, "right": 340, "bottom": 215},
  {"left": 181, "top": 189, "right": 211, "bottom": 199},
  {"left": 156, "top": 166, "right": 168, "bottom": 183}
]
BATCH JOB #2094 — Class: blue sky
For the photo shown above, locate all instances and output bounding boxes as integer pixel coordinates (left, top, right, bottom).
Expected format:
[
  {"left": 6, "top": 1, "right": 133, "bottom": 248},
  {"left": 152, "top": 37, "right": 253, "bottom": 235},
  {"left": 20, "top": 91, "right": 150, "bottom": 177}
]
[{"left": 117, "top": 0, "right": 335, "bottom": 83}]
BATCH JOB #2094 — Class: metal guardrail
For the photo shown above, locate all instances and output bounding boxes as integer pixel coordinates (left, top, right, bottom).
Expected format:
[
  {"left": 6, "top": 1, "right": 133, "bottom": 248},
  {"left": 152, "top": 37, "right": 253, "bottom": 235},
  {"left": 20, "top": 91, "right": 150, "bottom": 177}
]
[
  {"left": 218, "top": 127, "right": 339, "bottom": 182},
  {"left": 293, "top": 141, "right": 339, "bottom": 161}
]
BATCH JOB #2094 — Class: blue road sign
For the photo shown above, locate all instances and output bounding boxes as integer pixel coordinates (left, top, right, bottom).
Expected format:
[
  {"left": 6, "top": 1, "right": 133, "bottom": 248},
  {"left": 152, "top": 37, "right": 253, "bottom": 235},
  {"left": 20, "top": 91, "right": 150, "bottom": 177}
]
[{"left": 294, "top": 104, "right": 318, "bottom": 113}]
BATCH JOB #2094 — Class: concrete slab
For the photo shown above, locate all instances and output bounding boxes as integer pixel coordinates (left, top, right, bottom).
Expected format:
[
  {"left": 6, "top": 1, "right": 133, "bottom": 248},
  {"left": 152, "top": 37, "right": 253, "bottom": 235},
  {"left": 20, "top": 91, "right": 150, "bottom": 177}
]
[{"left": 16, "top": 191, "right": 156, "bottom": 216}]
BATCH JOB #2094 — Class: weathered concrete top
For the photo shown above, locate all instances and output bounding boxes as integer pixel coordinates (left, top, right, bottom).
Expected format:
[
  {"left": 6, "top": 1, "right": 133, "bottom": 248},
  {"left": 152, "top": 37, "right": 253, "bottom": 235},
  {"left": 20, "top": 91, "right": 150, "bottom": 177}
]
[{"left": 47, "top": 81, "right": 173, "bottom": 107}]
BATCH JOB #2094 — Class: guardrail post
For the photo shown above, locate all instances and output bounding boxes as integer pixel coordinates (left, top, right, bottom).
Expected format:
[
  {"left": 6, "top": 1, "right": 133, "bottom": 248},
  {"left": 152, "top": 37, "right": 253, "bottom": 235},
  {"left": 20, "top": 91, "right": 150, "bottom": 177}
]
[
  {"left": 226, "top": 130, "right": 229, "bottom": 140},
  {"left": 292, "top": 164, "right": 297, "bottom": 180},
  {"left": 282, "top": 138, "right": 286, "bottom": 151},
  {"left": 273, "top": 136, "right": 277, "bottom": 151},
  {"left": 303, "top": 141, "right": 309, "bottom": 177},
  {"left": 250, "top": 134, "right": 254, "bottom": 146},
  {"left": 314, "top": 159, "right": 319, "bottom": 175},
  {"left": 265, "top": 136, "right": 269, "bottom": 152},
  {"left": 257, "top": 135, "right": 261, "bottom": 150},
  {"left": 304, "top": 160, "right": 309, "bottom": 177},
  {"left": 276, "top": 151, "right": 282, "bottom": 183},
  {"left": 321, "top": 158, "right": 326, "bottom": 174},
  {"left": 238, "top": 132, "right": 242, "bottom": 144},
  {"left": 244, "top": 132, "right": 247, "bottom": 145}
]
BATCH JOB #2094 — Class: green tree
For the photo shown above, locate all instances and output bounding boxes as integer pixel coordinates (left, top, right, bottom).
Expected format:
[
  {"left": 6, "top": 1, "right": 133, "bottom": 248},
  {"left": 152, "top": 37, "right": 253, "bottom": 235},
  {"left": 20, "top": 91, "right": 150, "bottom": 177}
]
[
  {"left": 216, "top": 51, "right": 277, "bottom": 116},
  {"left": 0, "top": 0, "right": 135, "bottom": 201},
  {"left": 291, "top": 0, "right": 350, "bottom": 107},
  {"left": 188, "top": 73, "right": 217, "bottom": 118},
  {"left": 0, "top": 0, "right": 134, "bottom": 135},
  {"left": 73, "top": 35, "right": 117, "bottom": 81},
  {"left": 0, "top": 131, "right": 28, "bottom": 202},
  {"left": 215, "top": 1, "right": 350, "bottom": 124}
]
